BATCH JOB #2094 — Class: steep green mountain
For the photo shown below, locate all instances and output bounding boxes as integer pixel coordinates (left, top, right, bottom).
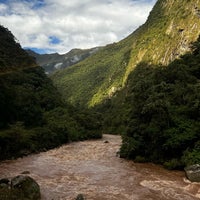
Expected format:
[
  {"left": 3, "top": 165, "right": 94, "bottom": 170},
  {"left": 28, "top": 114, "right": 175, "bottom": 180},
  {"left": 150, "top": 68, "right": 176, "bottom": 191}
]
[
  {"left": 0, "top": 25, "right": 101, "bottom": 160},
  {"left": 52, "top": 0, "right": 200, "bottom": 107},
  {"left": 124, "top": 0, "right": 200, "bottom": 81},
  {"left": 27, "top": 47, "right": 101, "bottom": 74},
  {"left": 94, "top": 28, "right": 200, "bottom": 170}
]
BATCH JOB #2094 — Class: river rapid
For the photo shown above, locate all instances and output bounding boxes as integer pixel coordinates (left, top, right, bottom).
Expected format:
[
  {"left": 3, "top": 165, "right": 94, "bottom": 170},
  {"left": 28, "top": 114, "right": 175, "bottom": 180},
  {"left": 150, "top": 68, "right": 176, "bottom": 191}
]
[{"left": 0, "top": 134, "right": 199, "bottom": 200}]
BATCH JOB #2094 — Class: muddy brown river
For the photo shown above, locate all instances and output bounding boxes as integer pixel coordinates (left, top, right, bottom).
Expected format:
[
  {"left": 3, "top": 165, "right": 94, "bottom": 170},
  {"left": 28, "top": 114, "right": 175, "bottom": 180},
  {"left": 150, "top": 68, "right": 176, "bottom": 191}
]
[{"left": 0, "top": 134, "right": 200, "bottom": 200}]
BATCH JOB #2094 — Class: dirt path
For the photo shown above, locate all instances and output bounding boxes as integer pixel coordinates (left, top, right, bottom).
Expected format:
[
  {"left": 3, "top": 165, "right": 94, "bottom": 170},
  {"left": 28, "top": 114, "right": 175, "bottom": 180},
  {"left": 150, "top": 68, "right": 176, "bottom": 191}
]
[{"left": 0, "top": 134, "right": 199, "bottom": 200}]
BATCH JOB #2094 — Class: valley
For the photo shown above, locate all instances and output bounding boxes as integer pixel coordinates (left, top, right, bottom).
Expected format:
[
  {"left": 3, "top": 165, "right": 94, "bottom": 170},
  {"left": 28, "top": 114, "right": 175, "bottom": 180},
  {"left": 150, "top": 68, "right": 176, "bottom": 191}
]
[{"left": 0, "top": 0, "right": 200, "bottom": 199}]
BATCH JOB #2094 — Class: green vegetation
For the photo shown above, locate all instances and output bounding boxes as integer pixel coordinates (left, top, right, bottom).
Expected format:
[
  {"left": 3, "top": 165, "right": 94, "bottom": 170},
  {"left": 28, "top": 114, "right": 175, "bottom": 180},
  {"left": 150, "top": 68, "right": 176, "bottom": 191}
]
[
  {"left": 125, "top": 0, "right": 200, "bottom": 80},
  {"left": 51, "top": 0, "right": 200, "bottom": 107},
  {"left": 115, "top": 37, "right": 200, "bottom": 169},
  {"left": 0, "top": 25, "right": 102, "bottom": 161},
  {"left": 0, "top": 66, "right": 102, "bottom": 160}
]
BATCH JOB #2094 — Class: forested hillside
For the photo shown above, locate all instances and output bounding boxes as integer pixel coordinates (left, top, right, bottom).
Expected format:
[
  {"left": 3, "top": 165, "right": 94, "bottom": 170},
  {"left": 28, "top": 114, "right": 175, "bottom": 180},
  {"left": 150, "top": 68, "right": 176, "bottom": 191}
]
[
  {"left": 52, "top": 34, "right": 133, "bottom": 107},
  {"left": 100, "top": 37, "right": 200, "bottom": 169},
  {"left": 0, "top": 25, "right": 101, "bottom": 160}
]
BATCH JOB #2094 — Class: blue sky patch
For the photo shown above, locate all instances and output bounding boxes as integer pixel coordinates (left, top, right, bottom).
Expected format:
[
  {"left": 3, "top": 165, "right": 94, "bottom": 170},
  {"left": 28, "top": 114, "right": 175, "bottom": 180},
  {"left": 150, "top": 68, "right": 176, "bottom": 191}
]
[
  {"left": 25, "top": 47, "right": 53, "bottom": 54},
  {"left": 0, "top": 0, "right": 7, "bottom": 3},
  {"left": 22, "top": 0, "right": 46, "bottom": 9},
  {"left": 49, "top": 36, "right": 61, "bottom": 45},
  {"left": 32, "top": 0, "right": 46, "bottom": 9}
]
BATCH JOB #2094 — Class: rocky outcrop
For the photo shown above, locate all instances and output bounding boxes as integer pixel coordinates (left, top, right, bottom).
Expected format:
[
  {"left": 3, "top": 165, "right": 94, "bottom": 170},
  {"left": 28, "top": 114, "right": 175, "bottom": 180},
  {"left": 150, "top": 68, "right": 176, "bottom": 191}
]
[
  {"left": 185, "top": 164, "right": 200, "bottom": 182},
  {"left": 0, "top": 175, "right": 41, "bottom": 200}
]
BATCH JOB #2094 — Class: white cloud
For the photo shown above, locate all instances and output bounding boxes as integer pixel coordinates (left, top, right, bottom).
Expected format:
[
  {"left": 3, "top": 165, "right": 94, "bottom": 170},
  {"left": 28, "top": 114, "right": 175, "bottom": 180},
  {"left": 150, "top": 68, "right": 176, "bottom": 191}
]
[{"left": 0, "top": 0, "right": 156, "bottom": 54}]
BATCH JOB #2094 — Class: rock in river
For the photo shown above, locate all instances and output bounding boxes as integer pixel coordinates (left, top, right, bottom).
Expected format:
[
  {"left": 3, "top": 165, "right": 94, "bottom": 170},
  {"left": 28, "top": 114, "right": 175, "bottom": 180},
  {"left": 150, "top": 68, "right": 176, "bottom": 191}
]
[
  {"left": 0, "top": 175, "right": 41, "bottom": 200},
  {"left": 185, "top": 164, "right": 200, "bottom": 182}
]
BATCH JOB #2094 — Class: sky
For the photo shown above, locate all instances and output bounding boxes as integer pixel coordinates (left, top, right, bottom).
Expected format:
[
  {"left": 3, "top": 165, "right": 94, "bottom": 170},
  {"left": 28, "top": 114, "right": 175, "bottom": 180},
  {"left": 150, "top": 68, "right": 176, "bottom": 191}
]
[{"left": 0, "top": 0, "right": 157, "bottom": 54}]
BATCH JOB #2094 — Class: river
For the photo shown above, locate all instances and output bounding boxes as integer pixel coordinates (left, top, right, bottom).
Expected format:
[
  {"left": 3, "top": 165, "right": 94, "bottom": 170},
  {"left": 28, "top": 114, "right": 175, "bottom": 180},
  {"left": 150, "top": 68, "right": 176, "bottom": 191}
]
[{"left": 0, "top": 134, "right": 199, "bottom": 200}]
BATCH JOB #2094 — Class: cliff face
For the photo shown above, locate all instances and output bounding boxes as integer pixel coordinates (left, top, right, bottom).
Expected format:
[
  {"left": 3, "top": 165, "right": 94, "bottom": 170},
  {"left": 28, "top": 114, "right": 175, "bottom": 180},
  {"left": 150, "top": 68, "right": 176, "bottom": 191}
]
[{"left": 124, "top": 0, "right": 200, "bottom": 81}]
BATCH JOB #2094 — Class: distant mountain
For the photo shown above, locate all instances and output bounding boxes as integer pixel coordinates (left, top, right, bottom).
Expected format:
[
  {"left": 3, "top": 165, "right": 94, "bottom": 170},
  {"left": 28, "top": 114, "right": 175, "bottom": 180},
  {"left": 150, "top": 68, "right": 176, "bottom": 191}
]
[
  {"left": 51, "top": 0, "right": 200, "bottom": 107},
  {"left": 27, "top": 47, "right": 101, "bottom": 74}
]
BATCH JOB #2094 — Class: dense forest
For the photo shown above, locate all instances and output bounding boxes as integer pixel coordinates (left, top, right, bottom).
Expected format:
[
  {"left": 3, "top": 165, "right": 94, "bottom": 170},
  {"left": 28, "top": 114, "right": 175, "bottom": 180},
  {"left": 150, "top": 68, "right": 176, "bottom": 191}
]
[
  {"left": 98, "top": 37, "right": 200, "bottom": 169},
  {"left": 0, "top": 25, "right": 102, "bottom": 160}
]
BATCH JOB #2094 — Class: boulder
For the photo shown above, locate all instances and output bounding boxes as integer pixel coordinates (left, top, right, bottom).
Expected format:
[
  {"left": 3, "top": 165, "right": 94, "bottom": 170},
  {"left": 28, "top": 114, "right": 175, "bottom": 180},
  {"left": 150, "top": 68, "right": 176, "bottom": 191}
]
[
  {"left": 185, "top": 164, "right": 200, "bottom": 182},
  {"left": 0, "top": 175, "right": 41, "bottom": 200},
  {"left": 11, "top": 175, "right": 41, "bottom": 200}
]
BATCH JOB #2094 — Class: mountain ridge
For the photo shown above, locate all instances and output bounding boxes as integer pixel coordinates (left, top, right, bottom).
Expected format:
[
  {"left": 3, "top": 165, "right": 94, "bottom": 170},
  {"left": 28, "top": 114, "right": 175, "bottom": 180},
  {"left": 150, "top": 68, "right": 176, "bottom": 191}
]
[
  {"left": 51, "top": 0, "right": 200, "bottom": 107},
  {"left": 124, "top": 0, "right": 200, "bottom": 82}
]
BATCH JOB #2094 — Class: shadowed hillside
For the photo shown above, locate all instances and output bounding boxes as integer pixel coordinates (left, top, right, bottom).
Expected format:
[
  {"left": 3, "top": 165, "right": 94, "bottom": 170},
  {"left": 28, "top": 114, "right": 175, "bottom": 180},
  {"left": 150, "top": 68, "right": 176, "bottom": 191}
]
[{"left": 0, "top": 25, "right": 102, "bottom": 160}]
